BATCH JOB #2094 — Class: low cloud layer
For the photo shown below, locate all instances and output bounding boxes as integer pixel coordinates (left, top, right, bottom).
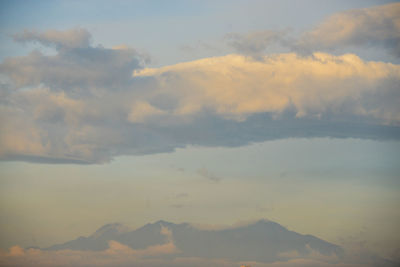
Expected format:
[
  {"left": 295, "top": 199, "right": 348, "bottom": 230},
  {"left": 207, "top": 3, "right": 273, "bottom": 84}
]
[{"left": 0, "top": 239, "right": 394, "bottom": 267}]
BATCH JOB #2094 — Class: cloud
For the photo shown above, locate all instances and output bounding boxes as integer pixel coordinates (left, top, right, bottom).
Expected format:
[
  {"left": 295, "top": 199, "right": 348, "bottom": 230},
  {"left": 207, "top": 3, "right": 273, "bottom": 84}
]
[
  {"left": 134, "top": 53, "right": 400, "bottom": 123},
  {"left": 225, "top": 30, "right": 289, "bottom": 57},
  {"left": 1, "top": 29, "right": 400, "bottom": 164},
  {"left": 13, "top": 28, "right": 92, "bottom": 50},
  {"left": 128, "top": 101, "right": 166, "bottom": 123},
  {"left": 0, "top": 241, "right": 180, "bottom": 267},
  {"left": 0, "top": 245, "right": 392, "bottom": 267},
  {"left": 0, "top": 44, "right": 142, "bottom": 92},
  {"left": 159, "top": 225, "right": 174, "bottom": 243},
  {"left": 226, "top": 3, "right": 400, "bottom": 58},
  {"left": 197, "top": 167, "right": 221, "bottom": 182},
  {"left": 296, "top": 3, "right": 400, "bottom": 56}
]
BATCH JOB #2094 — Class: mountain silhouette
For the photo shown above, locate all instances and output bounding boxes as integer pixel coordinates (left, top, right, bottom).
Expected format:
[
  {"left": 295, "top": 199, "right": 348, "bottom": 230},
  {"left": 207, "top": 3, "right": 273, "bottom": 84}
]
[{"left": 46, "top": 219, "right": 343, "bottom": 262}]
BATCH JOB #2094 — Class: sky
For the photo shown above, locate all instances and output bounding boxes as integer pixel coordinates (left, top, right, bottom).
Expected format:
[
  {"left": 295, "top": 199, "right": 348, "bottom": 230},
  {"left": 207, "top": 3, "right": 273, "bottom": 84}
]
[{"left": 0, "top": 1, "right": 400, "bottom": 266}]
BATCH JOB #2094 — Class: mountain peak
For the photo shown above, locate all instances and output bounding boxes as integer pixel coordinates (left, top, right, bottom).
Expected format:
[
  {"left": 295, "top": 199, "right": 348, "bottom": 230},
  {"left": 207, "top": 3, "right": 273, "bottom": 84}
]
[
  {"left": 154, "top": 220, "right": 170, "bottom": 225},
  {"left": 254, "top": 219, "right": 286, "bottom": 228},
  {"left": 91, "top": 223, "right": 129, "bottom": 238}
]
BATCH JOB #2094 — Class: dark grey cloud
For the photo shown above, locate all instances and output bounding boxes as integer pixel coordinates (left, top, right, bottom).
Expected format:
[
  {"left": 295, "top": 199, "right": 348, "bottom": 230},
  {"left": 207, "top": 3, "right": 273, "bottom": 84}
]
[{"left": 0, "top": 44, "right": 142, "bottom": 93}]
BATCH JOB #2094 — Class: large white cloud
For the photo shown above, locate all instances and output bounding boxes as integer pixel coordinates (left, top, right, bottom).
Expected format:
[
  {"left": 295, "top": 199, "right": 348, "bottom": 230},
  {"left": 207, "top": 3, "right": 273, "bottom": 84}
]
[
  {"left": 134, "top": 53, "right": 400, "bottom": 122},
  {"left": 0, "top": 26, "right": 400, "bottom": 163}
]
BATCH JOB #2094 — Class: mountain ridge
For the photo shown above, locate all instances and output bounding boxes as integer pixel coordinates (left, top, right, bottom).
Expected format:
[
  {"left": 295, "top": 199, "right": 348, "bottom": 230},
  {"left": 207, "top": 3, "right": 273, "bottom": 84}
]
[{"left": 46, "top": 219, "right": 344, "bottom": 263}]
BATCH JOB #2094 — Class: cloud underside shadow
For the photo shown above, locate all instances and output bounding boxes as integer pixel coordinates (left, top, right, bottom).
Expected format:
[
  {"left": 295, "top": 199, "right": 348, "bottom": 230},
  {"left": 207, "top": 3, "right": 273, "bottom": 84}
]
[{"left": 1, "top": 111, "right": 399, "bottom": 164}]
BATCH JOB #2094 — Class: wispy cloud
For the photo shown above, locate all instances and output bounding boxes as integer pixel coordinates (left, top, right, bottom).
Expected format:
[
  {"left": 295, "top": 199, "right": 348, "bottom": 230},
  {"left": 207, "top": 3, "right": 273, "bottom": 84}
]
[
  {"left": 197, "top": 167, "right": 221, "bottom": 182},
  {"left": 225, "top": 29, "right": 290, "bottom": 57},
  {"left": 13, "top": 28, "right": 92, "bottom": 50},
  {"left": 227, "top": 3, "right": 400, "bottom": 57},
  {"left": 296, "top": 3, "right": 400, "bottom": 56}
]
